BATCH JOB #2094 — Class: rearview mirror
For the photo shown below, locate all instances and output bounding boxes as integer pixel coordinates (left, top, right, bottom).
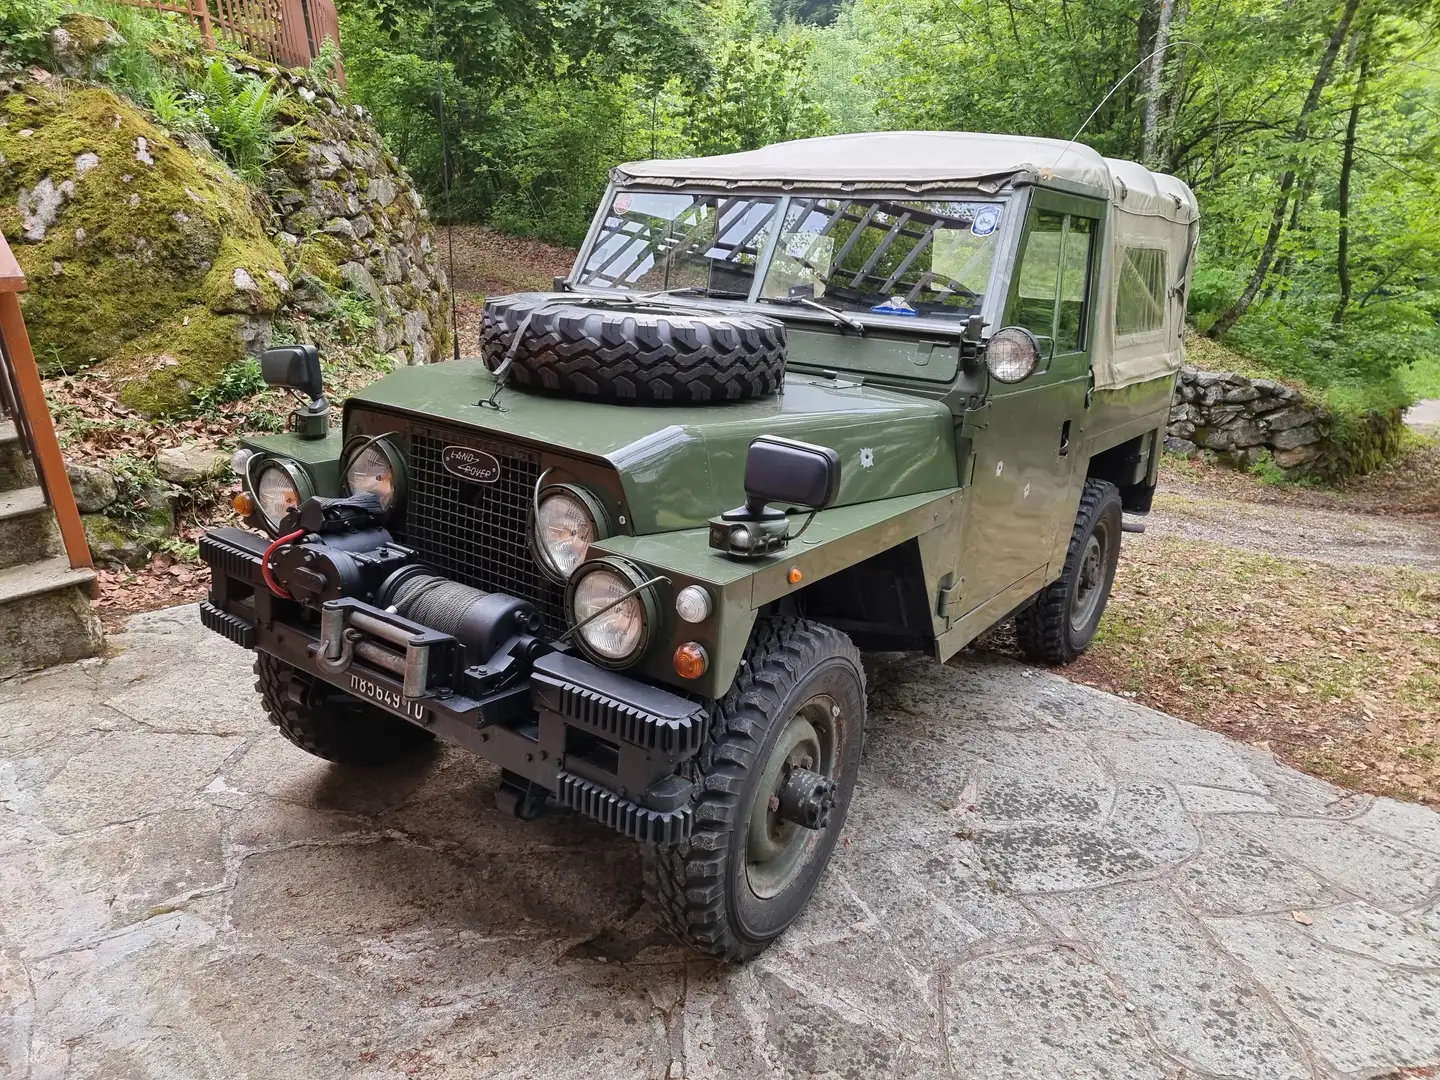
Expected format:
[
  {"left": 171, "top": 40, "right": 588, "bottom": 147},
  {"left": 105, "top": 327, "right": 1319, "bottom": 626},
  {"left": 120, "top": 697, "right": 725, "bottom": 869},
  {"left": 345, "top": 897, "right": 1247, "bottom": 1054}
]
[
  {"left": 261, "top": 345, "right": 324, "bottom": 402},
  {"left": 742, "top": 435, "right": 842, "bottom": 517}
]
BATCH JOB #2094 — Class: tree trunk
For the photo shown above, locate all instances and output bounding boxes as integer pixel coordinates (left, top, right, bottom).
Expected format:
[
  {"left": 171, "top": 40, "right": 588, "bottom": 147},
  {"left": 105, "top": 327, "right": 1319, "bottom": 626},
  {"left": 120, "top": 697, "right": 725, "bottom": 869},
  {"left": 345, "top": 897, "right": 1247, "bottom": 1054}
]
[
  {"left": 1140, "top": 0, "right": 1175, "bottom": 165},
  {"left": 1333, "top": 56, "right": 1369, "bottom": 324},
  {"left": 1206, "top": 0, "right": 1365, "bottom": 339}
]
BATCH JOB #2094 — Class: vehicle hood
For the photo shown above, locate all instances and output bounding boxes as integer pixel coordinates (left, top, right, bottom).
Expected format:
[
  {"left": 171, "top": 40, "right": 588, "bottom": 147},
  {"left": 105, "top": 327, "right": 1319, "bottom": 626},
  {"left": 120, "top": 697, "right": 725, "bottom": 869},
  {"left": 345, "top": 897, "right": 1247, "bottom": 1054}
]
[{"left": 348, "top": 359, "right": 958, "bottom": 532}]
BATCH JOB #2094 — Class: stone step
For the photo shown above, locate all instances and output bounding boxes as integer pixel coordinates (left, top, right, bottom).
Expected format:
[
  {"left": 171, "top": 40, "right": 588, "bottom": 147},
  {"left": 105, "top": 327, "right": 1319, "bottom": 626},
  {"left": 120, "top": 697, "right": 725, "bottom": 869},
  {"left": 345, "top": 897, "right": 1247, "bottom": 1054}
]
[
  {"left": 0, "top": 555, "right": 103, "bottom": 679},
  {"left": 0, "top": 419, "right": 38, "bottom": 494},
  {"left": 0, "top": 485, "right": 62, "bottom": 570}
]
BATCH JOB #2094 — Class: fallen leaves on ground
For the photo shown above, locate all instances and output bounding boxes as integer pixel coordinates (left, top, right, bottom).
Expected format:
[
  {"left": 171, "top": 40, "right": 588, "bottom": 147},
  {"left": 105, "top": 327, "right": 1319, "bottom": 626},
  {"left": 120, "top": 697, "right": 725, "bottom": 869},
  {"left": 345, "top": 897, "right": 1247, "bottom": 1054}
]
[
  {"left": 1053, "top": 533, "right": 1440, "bottom": 806},
  {"left": 437, "top": 225, "right": 577, "bottom": 356},
  {"left": 95, "top": 550, "right": 211, "bottom": 632}
]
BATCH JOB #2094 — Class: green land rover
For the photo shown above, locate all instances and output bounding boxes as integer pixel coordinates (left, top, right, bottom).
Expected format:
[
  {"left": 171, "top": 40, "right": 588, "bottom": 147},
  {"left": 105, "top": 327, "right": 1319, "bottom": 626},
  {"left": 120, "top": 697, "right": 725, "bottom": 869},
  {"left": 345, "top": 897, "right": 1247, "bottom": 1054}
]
[{"left": 200, "top": 131, "right": 1199, "bottom": 960}]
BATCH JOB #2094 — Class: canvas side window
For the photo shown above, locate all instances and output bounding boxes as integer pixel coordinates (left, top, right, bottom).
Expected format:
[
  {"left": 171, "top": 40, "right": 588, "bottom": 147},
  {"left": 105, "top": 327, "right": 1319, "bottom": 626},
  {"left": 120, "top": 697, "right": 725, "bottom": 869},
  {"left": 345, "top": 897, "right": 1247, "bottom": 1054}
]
[
  {"left": 1056, "top": 217, "right": 1094, "bottom": 352},
  {"left": 1011, "top": 211, "right": 1065, "bottom": 341},
  {"left": 1115, "top": 246, "right": 1167, "bottom": 337}
]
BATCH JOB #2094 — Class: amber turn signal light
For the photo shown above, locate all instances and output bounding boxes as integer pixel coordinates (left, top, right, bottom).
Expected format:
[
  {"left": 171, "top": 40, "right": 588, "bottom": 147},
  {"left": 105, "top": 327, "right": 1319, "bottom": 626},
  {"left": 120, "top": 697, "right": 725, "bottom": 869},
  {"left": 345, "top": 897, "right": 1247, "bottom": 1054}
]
[
  {"left": 673, "top": 642, "right": 708, "bottom": 680},
  {"left": 232, "top": 492, "right": 255, "bottom": 516},
  {"left": 787, "top": 567, "right": 803, "bottom": 584}
]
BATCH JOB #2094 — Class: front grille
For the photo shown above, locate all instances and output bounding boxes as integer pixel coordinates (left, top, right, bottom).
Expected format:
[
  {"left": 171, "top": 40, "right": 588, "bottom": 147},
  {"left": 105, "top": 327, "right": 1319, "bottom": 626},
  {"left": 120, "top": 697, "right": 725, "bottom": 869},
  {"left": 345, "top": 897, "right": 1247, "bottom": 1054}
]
[{"left": 400, "top": 424, "right": 565, "bottom": 634}]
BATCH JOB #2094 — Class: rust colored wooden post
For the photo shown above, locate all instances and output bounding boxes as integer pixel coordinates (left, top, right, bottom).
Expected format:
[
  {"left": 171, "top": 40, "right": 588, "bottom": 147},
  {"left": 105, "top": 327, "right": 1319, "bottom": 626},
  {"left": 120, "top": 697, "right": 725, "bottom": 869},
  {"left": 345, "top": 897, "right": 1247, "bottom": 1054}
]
[
  {"left": 0, "top": 240, "right": 93, "bottom": 573},
  {"left": 192, "top": 0, "right": 216, "bottom": 49}
]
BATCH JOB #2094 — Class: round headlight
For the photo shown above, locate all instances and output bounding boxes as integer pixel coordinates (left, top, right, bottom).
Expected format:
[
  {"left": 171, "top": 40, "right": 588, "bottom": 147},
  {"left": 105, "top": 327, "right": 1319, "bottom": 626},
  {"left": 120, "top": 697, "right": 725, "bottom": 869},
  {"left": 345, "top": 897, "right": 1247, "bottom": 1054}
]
[
  {"left": 570, "top": 562, "right": 651, "bottom": 664},
  {"left": 254, "top": 460, "right": 311, "bottom": 531},
  {"left": 985, "top": 326, "right": 1042, "bottom": 383},
  {"left": 536, "top": 488, "right": 603, "bottom": 579},
  {"left": 344, "top": 440, "right": 404, "bottom": 511}
]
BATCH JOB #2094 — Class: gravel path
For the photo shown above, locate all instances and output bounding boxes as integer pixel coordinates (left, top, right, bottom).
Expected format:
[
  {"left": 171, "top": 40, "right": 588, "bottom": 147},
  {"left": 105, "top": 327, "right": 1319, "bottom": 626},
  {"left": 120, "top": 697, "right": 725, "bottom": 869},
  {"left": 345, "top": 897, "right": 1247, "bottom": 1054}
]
[
  {"left": 1145, "top": 485, "right": 1440, "bottom": 570},
  {"left": 4, "top": 605, "right": 1439, "bottom": 1079},
  {"left": 1407, "top": 398, "right": 1440, "bottom": 431}
]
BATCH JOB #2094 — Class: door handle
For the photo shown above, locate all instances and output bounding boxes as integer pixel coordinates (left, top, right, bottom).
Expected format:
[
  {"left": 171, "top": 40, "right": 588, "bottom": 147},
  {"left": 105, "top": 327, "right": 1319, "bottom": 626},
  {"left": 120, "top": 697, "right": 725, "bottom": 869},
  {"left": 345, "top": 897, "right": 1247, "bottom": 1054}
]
[{"left": 1059, "top": 419, "right": 1072, "bottom": 457}]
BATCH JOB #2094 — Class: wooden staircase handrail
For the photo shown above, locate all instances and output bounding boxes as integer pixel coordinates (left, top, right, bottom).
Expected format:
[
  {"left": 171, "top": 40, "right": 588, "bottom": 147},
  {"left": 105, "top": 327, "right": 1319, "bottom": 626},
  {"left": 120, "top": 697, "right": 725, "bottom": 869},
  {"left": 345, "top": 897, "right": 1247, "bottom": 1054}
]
[{"left": 0, "top": 235, "right": 93, "bottom": 573}]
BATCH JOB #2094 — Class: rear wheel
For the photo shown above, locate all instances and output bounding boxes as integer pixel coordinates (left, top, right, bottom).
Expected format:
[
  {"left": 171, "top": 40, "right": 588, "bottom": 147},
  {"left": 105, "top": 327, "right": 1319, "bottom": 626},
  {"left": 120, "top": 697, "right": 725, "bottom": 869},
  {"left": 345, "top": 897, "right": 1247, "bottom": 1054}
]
[
  {"left": 1015, "top": 478, "right": 1123, "bottom": 666},
  {"left": 645, "top": 617, "right": 865, "bottom": 961},
  {"left": 254, "top": 653, "right": 433, "bottom": 764}
]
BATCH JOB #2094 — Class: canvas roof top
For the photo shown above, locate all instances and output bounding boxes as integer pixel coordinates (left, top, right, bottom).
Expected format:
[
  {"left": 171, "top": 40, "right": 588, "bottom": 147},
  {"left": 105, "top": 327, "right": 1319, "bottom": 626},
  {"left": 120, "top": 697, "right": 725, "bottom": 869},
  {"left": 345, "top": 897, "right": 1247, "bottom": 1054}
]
[{"left": 614, "top": 131, "right": 1197, "bottom": 223}]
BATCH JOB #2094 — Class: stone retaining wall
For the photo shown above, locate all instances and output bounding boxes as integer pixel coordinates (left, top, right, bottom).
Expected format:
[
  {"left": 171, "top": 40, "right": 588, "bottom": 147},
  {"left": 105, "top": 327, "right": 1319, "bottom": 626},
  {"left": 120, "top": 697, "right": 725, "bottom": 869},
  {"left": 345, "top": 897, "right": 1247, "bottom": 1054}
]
[{"left": 1166, "top": 369, "right": 1327, "bottom": 471}]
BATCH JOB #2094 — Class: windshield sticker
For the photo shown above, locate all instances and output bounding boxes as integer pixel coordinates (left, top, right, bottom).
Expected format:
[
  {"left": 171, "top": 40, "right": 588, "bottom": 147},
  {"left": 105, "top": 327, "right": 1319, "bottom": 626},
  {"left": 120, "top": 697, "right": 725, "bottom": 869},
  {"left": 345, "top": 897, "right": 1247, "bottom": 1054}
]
[
  {"left": 612, "top": 192, "right": 632, "bottom": 216},
  {"left": 971, "top": 205, "right": 1001, "bottom": 236},
  {"left": 871, "top": 296, "right": 918, "bottom": 316}
]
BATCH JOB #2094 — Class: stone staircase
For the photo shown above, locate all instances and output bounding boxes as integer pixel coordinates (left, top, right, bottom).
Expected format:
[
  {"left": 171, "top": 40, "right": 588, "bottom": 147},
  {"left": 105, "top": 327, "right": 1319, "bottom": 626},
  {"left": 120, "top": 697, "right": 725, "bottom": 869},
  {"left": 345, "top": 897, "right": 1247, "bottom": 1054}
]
[{"left": 0, "top": 418, "right": 103, "bottom": 678}]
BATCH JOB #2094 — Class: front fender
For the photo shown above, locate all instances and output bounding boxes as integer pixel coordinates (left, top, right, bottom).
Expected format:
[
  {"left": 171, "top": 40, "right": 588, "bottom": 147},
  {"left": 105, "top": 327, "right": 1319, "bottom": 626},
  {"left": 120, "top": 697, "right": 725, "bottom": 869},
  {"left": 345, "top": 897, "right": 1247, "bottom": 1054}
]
[{"left": 592, "top": 488, "right": 961, "bottom": 698}]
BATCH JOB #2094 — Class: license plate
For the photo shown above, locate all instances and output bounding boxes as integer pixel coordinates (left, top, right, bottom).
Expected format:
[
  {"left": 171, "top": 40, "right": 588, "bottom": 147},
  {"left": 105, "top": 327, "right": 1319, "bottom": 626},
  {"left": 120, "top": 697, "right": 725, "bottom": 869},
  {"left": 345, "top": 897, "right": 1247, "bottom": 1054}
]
[{"left": 348, "top": 672, "right": 429, "bottom": 724}]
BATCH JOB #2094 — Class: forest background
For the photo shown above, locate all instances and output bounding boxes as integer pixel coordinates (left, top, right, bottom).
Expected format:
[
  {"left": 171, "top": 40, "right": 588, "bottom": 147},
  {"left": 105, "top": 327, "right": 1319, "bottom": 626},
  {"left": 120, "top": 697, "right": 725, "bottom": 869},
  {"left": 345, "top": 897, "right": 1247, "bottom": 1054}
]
[{"left": 341, "top": 0, "right": 1440, "bottom": 417}]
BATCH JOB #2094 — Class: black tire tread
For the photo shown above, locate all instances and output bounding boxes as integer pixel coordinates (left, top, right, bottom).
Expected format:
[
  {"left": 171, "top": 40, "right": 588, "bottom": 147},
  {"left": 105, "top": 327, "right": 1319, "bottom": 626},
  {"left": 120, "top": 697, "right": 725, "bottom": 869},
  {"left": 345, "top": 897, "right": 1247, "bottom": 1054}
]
[
  {"left": 481, "top": 292, "right": 786, "bottom": 404},
  {"left": 644, "top": 616, "right": 863, "bottom": 961},
  {"left": 254, "top": 653, "right": 432, "bottom": 765},
  {"left": 1015, "top": 478, "right": 1122, "bottom": 666}
]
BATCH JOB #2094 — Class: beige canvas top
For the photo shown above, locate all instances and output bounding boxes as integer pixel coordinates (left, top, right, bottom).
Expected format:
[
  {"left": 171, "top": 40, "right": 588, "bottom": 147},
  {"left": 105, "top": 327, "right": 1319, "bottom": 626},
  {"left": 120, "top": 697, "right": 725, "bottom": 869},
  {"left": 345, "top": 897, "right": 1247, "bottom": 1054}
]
[{"left": 614, "top": 132, "right": 1198, "bottom": 224}]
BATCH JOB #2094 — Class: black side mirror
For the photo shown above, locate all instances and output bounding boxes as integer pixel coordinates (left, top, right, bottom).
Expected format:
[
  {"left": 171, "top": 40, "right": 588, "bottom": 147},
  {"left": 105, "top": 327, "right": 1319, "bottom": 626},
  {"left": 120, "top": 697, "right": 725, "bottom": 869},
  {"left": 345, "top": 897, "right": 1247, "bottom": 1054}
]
[
  {"left": 262, "top": 345, "right": 324, "bottom": 402},
  {"left": 261, "top": 345, "right": 329, "bottom": 439},
  {"left": 742, "top": 436, "right": 842, "bottom": 517}
]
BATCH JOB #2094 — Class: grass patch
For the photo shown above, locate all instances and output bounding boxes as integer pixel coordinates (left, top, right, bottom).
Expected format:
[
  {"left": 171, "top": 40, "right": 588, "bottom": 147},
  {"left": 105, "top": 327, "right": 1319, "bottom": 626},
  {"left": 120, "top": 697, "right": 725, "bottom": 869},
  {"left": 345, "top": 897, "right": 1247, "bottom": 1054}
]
[
  {"left": 1400, "top": 354, "right": 1440, "bottom": 400},
  {"left": 1068, "top": 534, "right": 1440, "bottom": 806}
]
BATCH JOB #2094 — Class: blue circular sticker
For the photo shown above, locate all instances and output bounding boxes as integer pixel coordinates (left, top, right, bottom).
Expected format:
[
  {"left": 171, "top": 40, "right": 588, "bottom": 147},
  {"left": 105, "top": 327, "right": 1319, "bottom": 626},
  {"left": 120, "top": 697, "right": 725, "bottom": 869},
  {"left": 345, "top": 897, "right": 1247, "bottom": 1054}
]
[{"left": 971, "top": 206, "right": 1001, "bottom": 236}]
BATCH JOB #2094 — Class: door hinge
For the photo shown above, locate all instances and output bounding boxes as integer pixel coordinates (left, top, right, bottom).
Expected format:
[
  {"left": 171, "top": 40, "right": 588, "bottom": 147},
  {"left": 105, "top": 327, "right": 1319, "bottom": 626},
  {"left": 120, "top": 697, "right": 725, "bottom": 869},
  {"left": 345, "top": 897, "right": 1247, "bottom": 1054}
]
[{"left": 937, "top": 573, "right": 964, "bottom": 619}]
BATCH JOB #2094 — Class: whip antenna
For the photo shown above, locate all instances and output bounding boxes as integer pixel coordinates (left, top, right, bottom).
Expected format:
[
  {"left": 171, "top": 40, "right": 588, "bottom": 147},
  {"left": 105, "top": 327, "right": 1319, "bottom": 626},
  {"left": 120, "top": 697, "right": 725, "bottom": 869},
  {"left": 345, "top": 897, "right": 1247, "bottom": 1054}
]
[
  {"left": 1049, "top": 41, "right": 1220, "bottom": 174},
  {"left": 430, "top": 7, "right": 461, "bottom": 361}
]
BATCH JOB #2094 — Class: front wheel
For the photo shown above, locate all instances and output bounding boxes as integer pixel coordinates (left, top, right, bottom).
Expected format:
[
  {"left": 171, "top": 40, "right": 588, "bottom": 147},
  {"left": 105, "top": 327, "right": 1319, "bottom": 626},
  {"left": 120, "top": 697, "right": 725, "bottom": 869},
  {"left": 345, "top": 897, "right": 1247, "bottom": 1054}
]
[
  {"left": 1015, "top": 478, "right": 1123, "bottom": 666},
  {"left": 645, "top": 617, "right": 865, "bottom": 961},
  {"left": 254, "top": 653, "right": 434, "bottom": 764}
]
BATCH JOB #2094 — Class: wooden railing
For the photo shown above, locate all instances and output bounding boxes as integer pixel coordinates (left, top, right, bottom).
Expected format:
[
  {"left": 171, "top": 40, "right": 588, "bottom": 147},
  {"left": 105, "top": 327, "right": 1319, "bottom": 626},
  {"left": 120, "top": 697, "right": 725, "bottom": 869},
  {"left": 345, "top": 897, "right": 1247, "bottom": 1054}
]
[
  {"left": 0, "top": 236, "right": 92, "bottom": 573},
  {"left": 126, "top": 0, "right": 343, "bottom": 79}
]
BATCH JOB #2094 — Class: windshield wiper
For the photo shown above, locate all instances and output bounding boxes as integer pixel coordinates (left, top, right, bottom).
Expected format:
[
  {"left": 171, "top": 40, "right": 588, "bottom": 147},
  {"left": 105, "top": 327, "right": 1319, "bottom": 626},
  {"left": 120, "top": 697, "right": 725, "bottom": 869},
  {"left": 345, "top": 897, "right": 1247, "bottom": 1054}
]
[
  {"left": 758, "top": 295, "right": 866, "bottom": 335},
  {"left": 644, "top": 286, "right": 749, "bottom": 299}
]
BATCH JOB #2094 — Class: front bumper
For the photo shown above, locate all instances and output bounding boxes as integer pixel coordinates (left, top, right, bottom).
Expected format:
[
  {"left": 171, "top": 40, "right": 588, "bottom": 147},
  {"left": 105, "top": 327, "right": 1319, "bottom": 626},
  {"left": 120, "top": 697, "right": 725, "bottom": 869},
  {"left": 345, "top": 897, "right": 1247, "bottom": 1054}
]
[{"left": 200, "top": 527, "right": 703, "bottom": 844}]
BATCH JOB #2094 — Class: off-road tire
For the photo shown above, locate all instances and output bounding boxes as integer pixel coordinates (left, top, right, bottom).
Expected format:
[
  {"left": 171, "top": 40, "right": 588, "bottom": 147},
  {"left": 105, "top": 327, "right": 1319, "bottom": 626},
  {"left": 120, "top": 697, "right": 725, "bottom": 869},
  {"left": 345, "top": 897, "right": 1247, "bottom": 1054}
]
[
  {"left": 1015, "top": 478, "right": 1123, "bottom": 666},
  {"left": 644, "top": 617, "right": 865, "bottom": 961},
  {"left": 480, "top": 292, "right": 786, "bottom": 404},
  {"left": 254, "top": 653, "right": 433, "bottom": 765}
]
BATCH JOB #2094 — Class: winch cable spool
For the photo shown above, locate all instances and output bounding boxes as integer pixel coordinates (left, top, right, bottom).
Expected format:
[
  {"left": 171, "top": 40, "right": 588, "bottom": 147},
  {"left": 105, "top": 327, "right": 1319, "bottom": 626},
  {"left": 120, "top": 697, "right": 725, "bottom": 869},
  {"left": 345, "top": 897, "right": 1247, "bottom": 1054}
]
[{"left": 382, "top": 570, "right": 489, "bottom": 635}]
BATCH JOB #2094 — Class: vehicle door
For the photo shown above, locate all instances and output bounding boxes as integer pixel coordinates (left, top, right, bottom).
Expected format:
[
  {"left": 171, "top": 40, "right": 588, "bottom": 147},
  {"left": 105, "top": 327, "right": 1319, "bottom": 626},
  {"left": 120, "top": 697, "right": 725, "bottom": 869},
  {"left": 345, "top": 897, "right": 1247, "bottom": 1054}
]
[{"left": 958, "top": 192, "right": 1102, "bottom": 618}]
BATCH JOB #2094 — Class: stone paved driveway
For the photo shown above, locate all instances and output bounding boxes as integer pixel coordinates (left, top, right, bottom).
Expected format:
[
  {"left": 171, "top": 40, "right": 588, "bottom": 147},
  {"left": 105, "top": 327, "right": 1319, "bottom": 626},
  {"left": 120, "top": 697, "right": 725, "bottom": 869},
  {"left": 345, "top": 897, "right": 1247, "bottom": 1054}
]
[{"left": 3, "top": 605, "right": 1438, "bottom": 1080}]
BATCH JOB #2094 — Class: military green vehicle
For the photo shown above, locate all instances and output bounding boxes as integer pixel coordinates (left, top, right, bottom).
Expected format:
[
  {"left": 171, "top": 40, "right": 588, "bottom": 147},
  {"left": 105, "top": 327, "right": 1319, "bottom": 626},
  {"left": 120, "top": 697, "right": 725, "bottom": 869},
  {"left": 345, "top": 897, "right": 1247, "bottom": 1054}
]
[{"left": 200, "top": 131, "right": 1199, "bottom": 960}]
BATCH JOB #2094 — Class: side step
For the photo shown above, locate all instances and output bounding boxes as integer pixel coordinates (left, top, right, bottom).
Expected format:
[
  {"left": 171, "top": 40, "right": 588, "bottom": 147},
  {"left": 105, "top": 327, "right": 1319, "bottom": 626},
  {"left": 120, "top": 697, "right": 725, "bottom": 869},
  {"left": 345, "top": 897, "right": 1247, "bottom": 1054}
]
[
  {"left": 0, "top": 485, "right": 62, "bottom": 570},
  {"left": 0, "top": 555, "right": 103, "bottom": 678}
]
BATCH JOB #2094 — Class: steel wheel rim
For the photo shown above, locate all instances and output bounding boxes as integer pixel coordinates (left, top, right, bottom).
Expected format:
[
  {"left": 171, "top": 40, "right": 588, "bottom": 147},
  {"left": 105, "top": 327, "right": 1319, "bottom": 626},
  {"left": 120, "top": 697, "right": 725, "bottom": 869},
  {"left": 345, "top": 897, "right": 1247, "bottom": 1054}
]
[
  {"left": 745, "top": 694, "right": 838, "bottom": 900},
  {"left": 1070, "top": 530, "right": 1107, "bottom": 632}
]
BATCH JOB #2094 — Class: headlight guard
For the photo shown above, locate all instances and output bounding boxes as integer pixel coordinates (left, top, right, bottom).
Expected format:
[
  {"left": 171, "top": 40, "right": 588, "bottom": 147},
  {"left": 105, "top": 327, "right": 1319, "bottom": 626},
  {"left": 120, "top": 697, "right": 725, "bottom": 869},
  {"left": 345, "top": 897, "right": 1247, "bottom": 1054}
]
[
  {"left": 566, "top": 557, "right": 658, "bottom": 668},
  {"left": 342, "top": 436, "right": 406, "bottom": 514},
  {"left": 534, "top": 483, "right": 609, "bottom": 582},
  {"left": 250, "top": 457, "right": 313, "bottom": 534}
]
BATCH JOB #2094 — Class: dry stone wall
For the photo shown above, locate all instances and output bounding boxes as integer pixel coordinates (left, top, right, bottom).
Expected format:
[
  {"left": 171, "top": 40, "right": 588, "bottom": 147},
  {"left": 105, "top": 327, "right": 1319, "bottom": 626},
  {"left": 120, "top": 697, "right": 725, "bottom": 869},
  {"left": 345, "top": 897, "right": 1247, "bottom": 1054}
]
[{"left": 1166, "top": 369, "right": 1327, "bottom": 471}]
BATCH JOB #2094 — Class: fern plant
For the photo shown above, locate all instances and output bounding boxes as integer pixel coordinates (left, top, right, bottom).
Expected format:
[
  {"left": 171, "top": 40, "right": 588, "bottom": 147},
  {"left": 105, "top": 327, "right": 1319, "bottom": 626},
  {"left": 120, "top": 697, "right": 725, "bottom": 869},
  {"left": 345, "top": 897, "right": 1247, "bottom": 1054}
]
[{"left": 187, "top": 56, "right": 288, "bottom": 180}]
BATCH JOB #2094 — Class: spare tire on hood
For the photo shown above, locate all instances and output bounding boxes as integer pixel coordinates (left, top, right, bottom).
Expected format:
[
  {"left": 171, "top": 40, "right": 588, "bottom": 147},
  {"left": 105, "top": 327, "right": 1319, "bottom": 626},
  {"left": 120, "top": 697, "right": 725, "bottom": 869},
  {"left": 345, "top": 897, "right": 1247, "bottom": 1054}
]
[{"left": 480, "top": 292, "right": 787, "bottom": 404}]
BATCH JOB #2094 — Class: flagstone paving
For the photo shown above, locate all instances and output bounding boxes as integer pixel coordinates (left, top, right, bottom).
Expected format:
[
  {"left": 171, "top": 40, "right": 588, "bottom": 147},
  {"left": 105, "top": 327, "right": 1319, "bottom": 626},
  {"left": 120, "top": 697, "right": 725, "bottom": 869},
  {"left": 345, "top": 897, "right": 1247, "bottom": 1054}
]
[{"left": 2, "top": 604, "right": 1437, "bottom": 1079}]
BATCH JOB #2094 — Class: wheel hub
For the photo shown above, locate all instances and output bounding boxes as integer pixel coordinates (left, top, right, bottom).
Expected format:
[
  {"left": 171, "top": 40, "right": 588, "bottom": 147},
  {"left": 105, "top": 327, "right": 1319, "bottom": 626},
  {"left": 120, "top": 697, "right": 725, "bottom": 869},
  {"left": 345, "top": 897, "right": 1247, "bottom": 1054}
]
[{"left": 777, "top": 767, "right": 837, "bottom": 830}]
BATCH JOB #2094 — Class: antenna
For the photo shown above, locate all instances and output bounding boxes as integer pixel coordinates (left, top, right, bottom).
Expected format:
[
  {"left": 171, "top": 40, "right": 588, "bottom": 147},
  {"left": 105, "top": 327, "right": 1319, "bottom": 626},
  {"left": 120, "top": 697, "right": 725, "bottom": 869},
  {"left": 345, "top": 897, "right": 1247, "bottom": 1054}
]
[
  {"left": 1048, "top": 41, "right": 1220, "bottom": 176},
  {"left": 430, "top": 6, "right": 461, "bottom": 361}
]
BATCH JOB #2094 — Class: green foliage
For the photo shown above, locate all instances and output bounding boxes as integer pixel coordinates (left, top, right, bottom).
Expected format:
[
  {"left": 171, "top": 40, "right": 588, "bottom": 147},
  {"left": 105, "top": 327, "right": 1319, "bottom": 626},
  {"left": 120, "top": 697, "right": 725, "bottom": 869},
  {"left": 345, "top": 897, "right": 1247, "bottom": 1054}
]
[
  {"left": 150, "top": 56, "right": 290, "bottom": 180},
  {"left": 193, "top": 356, "right": 266, "bottom": 410},
  {"left": 0, "top": 0, "right": 63, "bottom": 65},
  {"left": 1400, "top": 354, "right": 1440, "bottom": 399}
]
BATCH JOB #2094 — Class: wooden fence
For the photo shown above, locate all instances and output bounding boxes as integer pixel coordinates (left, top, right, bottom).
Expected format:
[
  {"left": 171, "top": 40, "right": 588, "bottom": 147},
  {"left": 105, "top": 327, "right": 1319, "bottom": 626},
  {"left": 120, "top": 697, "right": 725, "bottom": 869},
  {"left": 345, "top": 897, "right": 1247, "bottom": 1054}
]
[{"left": 125, "top": 0, "right": 343, "bottom": 80}]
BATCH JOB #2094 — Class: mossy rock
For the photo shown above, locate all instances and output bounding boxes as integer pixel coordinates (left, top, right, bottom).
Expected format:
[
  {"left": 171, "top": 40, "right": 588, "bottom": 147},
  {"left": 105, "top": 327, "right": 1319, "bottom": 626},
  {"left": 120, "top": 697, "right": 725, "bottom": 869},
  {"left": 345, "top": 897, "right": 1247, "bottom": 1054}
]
[
  {"left": 0, "top": 84, "right": 274, "bottom": 377},
  {"left": 108, "top": 305, "right": 249, "bottom": 415},
  {"left": 202, "top": 235, "right": 289, "bottom": 314}
]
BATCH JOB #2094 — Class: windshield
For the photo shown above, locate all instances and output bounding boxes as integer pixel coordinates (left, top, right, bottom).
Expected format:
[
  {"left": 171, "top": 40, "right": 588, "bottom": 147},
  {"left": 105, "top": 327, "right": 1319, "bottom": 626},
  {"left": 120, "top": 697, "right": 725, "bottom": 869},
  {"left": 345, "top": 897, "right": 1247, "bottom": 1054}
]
[
  {"left": 759, "top": 198, "right": 1004, "bottom": 319},
  {"left": 575, "top": 192, "right": 783, "bottom": 295}
]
